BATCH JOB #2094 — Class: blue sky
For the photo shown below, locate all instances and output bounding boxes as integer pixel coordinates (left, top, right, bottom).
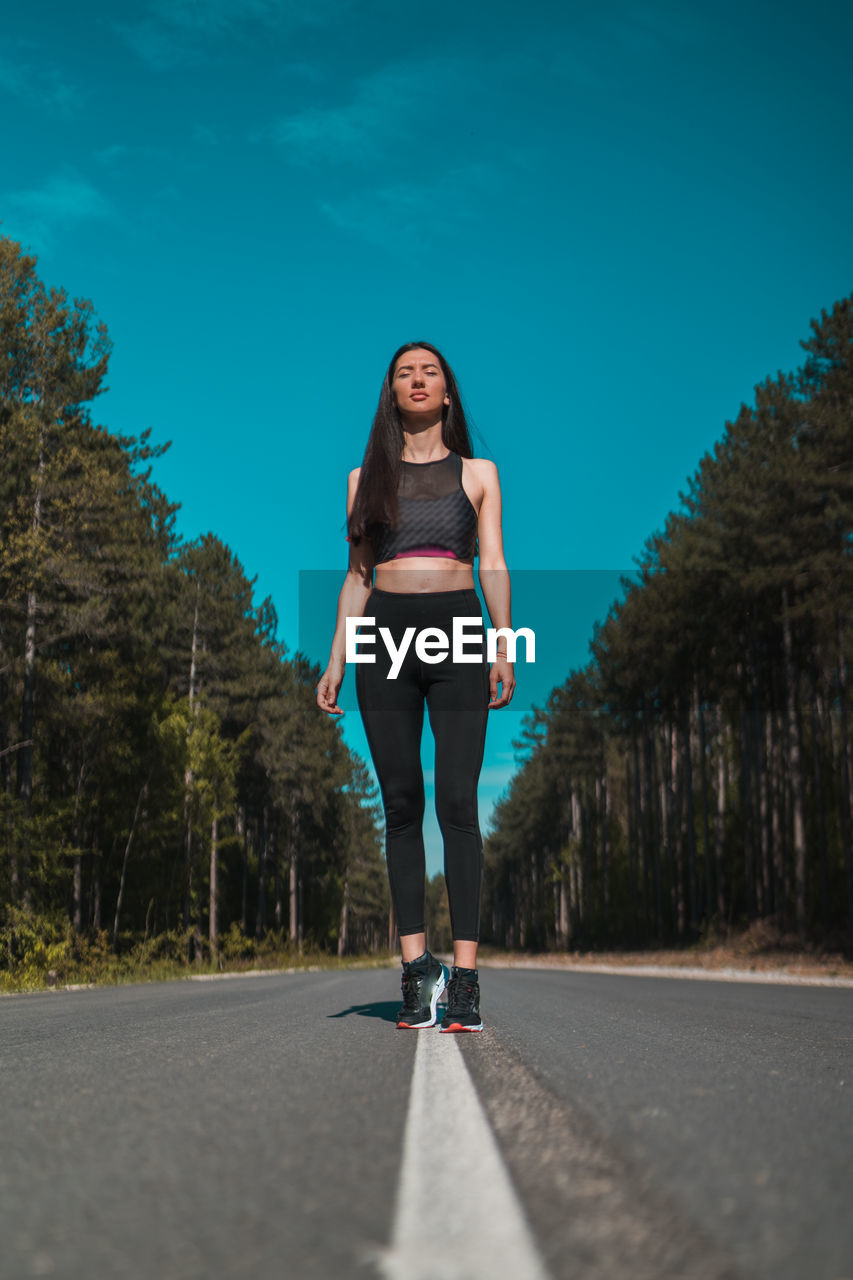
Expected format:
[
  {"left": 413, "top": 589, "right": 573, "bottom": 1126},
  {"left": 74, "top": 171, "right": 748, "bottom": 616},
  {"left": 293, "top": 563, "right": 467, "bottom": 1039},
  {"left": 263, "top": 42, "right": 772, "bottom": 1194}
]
[{"left": 3, "top": 0, "right": 851, "bottom": 874}]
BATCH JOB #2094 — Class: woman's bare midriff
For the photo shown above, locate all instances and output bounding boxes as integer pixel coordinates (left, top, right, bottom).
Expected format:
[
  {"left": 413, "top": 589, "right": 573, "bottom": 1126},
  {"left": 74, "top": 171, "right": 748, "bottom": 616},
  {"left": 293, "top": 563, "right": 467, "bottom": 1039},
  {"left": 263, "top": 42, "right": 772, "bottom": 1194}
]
[{"left": 373, "top": 557, "right": 476, "bottom": 593}]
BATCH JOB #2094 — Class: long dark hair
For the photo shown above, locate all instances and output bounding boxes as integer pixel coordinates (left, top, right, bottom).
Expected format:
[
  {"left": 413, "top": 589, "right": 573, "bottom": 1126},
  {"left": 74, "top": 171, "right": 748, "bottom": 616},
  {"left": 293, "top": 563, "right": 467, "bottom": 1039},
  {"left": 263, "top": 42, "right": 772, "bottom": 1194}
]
[{"left": 347, "top": 341, "right": 474, "bottom": 543}]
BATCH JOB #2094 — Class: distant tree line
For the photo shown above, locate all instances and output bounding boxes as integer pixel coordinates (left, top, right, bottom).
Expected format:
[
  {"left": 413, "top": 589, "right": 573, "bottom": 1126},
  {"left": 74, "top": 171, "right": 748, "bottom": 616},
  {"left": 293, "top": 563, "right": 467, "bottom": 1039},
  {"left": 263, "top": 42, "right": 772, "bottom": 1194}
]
[
  {"left": 483, "top": 295, "right": 853, "bottom": 949},
  {"left": 0, "top": 235, "right": 389, "bottom": 963},
  {"left": 4, "top": 235, "right": 850, "bottom": 966}
]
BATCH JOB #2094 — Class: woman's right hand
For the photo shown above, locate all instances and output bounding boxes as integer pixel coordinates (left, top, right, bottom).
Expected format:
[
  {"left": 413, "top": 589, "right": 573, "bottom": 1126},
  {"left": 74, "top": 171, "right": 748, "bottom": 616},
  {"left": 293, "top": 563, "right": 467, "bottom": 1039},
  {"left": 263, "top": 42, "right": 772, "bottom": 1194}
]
[{"left": 316, "top": 662, "right": 345, "bottom": 716}]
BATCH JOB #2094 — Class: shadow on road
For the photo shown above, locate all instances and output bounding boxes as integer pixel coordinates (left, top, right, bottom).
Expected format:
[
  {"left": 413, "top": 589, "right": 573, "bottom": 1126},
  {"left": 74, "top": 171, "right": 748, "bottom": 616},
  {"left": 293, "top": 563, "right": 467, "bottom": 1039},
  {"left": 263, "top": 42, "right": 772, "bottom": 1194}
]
[{"left": 328, "top": 1001, "right": 400, "bottom": 1022}]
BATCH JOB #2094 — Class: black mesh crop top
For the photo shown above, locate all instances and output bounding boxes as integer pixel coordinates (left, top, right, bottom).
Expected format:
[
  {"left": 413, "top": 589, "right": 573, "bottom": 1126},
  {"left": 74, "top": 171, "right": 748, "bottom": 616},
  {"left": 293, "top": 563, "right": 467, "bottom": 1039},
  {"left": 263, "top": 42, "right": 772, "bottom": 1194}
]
[{"left": 368, "top": 451, "right": 478, "bottom": 566}]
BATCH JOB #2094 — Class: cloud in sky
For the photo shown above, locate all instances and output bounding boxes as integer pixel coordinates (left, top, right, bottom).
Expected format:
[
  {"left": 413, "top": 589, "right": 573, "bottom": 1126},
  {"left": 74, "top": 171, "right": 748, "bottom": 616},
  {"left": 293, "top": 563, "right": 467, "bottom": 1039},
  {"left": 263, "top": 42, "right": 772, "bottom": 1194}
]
[
  {"left": 261, "top": 2, "right": 736, "bottom": 253},
  {"left": 272, "top": 58, "right": 456, "bottom": 167},
  {"left": 112, "top": 20, "right": 200, "bottom": 73},
  {"left": 148, "top": 0, "right": 354, "bottom": 35},
  {"left": 94, "top": 143, "right": 131, "bottom": 166},
  {"left": 0, "top": 55, "right": 25, "bottom": 96},
  {"left": 272, "top": 53, "right": 506, "bottom": 170},
  {"left": 116, "top": 0, "right": 355, "bottom": 69},
  {"left": 0, "top": 49, "right": 83, "bottom": 115},
  {"left": 3, "top": 173, "right": 112, "bottom": 254},
  {"left": 317, "top": 161, "right": 505, "bottom": 251},
  {"left": 267, "top": 2, "right": 713, "bottom": 175},
  {"left": 270, "top": 52, "right": 534, "bottom": 246},
  {"left": 150, "top": 0, "right": 284, "bottom": 34}
]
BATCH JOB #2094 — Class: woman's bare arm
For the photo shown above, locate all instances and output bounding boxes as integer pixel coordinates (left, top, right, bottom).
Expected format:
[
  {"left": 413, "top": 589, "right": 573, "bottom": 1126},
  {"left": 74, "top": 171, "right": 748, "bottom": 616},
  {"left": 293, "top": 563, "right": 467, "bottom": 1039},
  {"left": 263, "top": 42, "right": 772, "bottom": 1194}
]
[
  {"left": 316, "top": 468, "right": 374, "bottom": 715},
  {"left": 473, "top": 460, "right": 515, "bottom": 709}
]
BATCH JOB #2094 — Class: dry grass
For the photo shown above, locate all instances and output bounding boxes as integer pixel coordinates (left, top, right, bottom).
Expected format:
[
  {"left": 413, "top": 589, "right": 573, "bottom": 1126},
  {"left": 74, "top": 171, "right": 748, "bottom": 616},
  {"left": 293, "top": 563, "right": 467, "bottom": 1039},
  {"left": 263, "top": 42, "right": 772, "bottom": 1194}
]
[{"left": 477, "top": 921, "right": 853, "bottom": 980}]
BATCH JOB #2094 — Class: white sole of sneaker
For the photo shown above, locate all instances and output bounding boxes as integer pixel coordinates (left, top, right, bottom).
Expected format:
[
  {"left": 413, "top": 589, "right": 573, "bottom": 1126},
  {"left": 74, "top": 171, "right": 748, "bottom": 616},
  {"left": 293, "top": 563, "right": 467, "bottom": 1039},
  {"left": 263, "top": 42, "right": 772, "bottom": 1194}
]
[
  {"left": 430, "top": 969, "right": 447, "bottom": 1024},
  {"left": 397, "top": 967, "right": 447, "bottom": 1030},
  {"left": 440, "top": 1021, "right": 484, "bottom": 1033}
]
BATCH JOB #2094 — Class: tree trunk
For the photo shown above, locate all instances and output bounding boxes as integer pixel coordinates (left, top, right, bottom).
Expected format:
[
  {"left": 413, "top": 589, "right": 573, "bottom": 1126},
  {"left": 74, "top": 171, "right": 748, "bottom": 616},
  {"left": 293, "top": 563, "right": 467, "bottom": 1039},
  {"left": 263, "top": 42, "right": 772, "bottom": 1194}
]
[
  {"left": 71, "top": 754, "right": 86, "bottom": 934},
  {"left": 113, "top": 782, "right": 148, "bottom": 946},
  {"left": 238, "top": 808, "right": 248, "bottom": 935},
  {"left": 739, "top": 698, "right": 754, "bottom": 921},
  {"left": 338, "top": 871, "right": 349, "bottom": 957},
  {"left": 209, "top": 813, "right": 218, "bottom": 950},
  {"left": 598, "top": 770, "right": 609, "bottom": 934},
  {"left": 531, "top": 844, "right": 541, "bottom": 946},
  {"left": 714, "top": 706, "right": 727, "bottom": 924},
  {"left": 92, "top": 838, "right": 102, "bottom": 934},
  {"left": 256, "top": 803, "right": 268, "bottom": 940},
  {"left": 182, "top": 585, "right": 200, "bottom": 929},
  {"left": 625, "top": 746, "right": 636, "bottom": 937},
  {"left": 0, "top": 637, "right": 13, "bottom": 900},
  {"left": 810, "top": 682, "right": 829, "bottom": 934},
  {"left": 683, "top": 700, "right": 697, "bottom": 930},
  {"left": 770, "top": 708, "right": 786, "bottom": 928},
  {"left": 274, "top": 836, "right": 282, "bottom": 931},
  {"left": 72, "top": 859, "right": 83, "bottom": 934},
  {"left": 288, "top": 794, "right": 300, "bottom": 946},
  {"left": 761, "top": 711, "right": 773, "bottom": 916},
  {"left": 16, "top": 433, "right": 45, "bottom": 881},
  {"left": 181, "top": 782, "right": 194, "bottom": 930},
  {"left": 15, "top": 442, "right": 45, "bottom": 910},
  {"left": 632, "top": 723, "right": 648, "bottom": 941},
  {"left": 672, "top": 718, "right": 685, "bottom": 936},
  {"left": 289, "top": 848, "right": 298, "bottom": 945},
  {"left": 18, "top": 584, "right": 38, "bottom": 819},
  {"left": 696, "top": 686, "right": 713, "bottom": 925},
  {"left": 782, "top": 589, "right": 807, "bottom": 935},
  {"left": 749, "top": 670, "right": 766, "bottom": 917},
  {"left": 643, "top": 708, "right": 662, "bottom": 940},
  {"left": 558, "top": 875, "right": 569, "bottom": 949},
  {"left": 570, "top": 788, "right": 581, "bottom": 938},
  {"left": 661, "top": 718, "right": 676, "bottom": 937},
  {"left": 837, "top": 613, "right": 853, "bottom": 933}
]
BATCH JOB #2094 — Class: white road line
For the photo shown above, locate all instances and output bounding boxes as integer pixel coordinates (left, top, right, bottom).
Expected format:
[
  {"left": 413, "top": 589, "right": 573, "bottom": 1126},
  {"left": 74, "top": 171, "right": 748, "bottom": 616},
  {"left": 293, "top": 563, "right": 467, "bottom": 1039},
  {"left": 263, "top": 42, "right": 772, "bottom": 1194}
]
[
  {"left": 378, "top": 1031, "right": 550, "bottom": 1280},
  {"left": 485, "top": 962, "right": 853, "bottom": 988}
]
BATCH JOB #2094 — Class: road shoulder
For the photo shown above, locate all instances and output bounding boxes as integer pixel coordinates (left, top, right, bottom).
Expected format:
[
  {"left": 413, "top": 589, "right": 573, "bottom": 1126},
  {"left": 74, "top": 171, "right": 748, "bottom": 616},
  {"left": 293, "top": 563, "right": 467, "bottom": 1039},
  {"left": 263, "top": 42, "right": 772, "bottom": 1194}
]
[{"left": 458, "top": 1026, "right": 741, "bottom": 1280}]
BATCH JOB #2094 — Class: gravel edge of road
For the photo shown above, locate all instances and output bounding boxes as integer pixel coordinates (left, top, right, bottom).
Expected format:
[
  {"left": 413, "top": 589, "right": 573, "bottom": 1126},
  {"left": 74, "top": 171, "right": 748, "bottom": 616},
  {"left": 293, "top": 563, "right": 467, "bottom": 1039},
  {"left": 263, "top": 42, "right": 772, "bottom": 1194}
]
[
  {"left": 6, "top": 954, "right": 853, "bottom": 999},
  {"left": 0, "top": 960, "right": 400, "bottom": 999},
  {"left": 474, "top": 960, "right": 853, "bottom": 988},
  {"left": 459, "top": 1027, "right": 742, "bottom": 1280}
]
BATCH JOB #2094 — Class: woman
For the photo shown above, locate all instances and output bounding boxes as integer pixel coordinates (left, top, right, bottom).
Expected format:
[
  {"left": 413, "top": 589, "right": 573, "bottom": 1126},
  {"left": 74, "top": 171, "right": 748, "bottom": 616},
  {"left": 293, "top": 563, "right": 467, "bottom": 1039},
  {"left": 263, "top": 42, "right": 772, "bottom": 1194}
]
[{"left": 316, "top": 341, "right": 514, "bottom": 1031}]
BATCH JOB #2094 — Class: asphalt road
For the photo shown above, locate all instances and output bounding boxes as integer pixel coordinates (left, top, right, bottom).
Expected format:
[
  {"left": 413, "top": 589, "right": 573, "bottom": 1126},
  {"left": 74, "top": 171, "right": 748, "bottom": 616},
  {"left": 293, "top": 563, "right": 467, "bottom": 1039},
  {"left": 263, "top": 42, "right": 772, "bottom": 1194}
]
[{"left": 2, "top": 967, "right": 852, "bottom": 1280}]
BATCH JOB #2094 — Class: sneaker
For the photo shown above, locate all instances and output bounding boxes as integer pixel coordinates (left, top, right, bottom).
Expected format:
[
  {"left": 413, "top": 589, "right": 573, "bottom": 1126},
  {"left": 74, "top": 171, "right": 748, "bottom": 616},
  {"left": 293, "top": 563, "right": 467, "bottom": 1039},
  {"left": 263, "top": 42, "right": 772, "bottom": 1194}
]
[
  {"left": 396, "top": 951, "right": 447, "bottom": 1029},
  {"left": 439, "top": 966, "right": 484, "bottom": 1032}
]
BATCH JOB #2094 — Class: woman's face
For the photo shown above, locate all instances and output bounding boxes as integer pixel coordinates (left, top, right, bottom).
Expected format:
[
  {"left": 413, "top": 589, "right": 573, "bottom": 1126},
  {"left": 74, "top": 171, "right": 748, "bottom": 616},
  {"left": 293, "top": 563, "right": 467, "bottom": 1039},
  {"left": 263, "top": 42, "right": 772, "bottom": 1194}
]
[{"left": 391, "top": 348, "right": 450, "bottom": 418}]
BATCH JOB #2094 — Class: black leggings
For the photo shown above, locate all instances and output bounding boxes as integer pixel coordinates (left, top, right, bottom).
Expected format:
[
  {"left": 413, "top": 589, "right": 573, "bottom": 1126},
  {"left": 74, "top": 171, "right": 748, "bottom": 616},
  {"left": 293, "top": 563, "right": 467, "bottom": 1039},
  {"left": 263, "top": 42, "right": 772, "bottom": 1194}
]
[{"left": 355, "top": 587, "right": 490, "bottom": 942}]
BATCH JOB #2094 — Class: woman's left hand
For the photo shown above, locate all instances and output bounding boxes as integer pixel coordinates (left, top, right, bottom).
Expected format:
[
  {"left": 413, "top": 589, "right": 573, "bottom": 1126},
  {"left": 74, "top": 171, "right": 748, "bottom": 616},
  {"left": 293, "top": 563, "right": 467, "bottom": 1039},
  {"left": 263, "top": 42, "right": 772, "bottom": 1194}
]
[{"left": 488, "top": 657, "right": 515, "bottom": 709}]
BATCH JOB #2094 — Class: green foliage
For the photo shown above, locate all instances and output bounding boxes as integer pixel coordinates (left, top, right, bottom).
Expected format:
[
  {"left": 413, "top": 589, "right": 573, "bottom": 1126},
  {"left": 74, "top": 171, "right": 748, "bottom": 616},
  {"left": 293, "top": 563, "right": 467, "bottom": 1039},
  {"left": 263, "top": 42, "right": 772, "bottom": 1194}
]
[
  {"left": 0, "top": 910, "right": 391, "bottom": 992},
  {"left": 485, "top": 295, "right": 853, "bottom": 950},
  {"left": 3, "top": 236, "right": 849, "bottom": 967},
  {"left": 0, "top": 233, "right": 386, "bottom": 966}
]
